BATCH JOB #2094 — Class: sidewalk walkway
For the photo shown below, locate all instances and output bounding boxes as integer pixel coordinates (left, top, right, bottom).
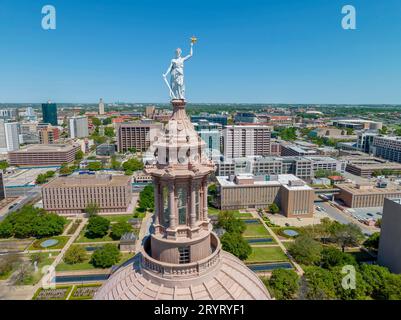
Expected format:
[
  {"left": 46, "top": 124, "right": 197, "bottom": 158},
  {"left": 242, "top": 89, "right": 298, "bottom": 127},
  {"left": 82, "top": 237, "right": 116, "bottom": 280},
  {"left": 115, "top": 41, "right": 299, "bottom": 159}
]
[
  {"left": 135, "top": 212, "right": 152, "bottom": 253},
  {"left": 251, "top": 211, "right": 304, "bottom": 276}
]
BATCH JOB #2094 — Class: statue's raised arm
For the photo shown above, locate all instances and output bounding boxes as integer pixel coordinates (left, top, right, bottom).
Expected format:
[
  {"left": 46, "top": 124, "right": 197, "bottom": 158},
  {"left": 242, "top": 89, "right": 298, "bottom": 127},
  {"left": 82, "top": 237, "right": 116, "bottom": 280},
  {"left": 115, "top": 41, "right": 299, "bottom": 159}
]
[{"left": 183, "top": 42, "right": 193, "bottom": 61}]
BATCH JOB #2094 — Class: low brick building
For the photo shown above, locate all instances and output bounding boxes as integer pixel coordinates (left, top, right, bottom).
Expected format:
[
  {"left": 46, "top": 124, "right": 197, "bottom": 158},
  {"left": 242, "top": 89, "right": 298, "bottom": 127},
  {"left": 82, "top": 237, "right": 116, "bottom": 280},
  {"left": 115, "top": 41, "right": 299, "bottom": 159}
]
[
  {"left": 336, "top": 182, "right": 401, "bottom": 208},
  {"left": 216, "top": 174, "right": 314, "bottom": 217},
  {"left": 42, "top": 174, "right": 133, "bottom": 215},
  {"left": 8, "top": 144, "right": 80, "bottom": 167}
]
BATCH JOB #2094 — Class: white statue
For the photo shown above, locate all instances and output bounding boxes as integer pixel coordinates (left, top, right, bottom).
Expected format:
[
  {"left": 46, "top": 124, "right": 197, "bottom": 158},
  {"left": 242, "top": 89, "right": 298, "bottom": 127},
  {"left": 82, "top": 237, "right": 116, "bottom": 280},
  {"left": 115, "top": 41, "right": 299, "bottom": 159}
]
[{"left": 163, "top": 37, "right": 197, "bottom": 100}]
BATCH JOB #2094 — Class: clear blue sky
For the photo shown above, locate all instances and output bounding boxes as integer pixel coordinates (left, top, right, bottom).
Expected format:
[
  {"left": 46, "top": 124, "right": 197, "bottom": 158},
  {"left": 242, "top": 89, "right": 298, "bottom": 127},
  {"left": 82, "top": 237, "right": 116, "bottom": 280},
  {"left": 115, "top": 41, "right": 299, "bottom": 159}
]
[{"left": 0, "top": 0, "right": 400, "bottom": 104}]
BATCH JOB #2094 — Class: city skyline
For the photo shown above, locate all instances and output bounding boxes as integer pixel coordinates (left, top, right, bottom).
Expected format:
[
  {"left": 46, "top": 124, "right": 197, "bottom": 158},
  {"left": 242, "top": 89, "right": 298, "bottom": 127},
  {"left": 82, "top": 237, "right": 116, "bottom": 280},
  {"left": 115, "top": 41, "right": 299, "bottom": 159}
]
[{"left": 1, "top": 0, "right": 401, "bottom": 104}]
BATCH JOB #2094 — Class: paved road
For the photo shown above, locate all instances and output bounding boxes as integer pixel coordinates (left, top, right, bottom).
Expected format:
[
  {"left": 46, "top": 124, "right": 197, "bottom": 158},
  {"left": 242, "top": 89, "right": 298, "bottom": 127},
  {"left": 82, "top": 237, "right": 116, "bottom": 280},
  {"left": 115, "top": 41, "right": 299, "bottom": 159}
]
[{"left": 316, "top": 202, "right": 377, "bottom": 236}]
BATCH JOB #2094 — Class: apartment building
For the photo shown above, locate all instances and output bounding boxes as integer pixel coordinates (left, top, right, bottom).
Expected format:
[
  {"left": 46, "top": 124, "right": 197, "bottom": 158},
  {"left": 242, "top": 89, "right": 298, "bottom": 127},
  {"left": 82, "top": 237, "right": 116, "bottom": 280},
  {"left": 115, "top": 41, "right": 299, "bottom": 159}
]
[
  {"left": 116, "top": 122, "right": 162, "bottom": 153},
  {"left": 372, "top": 136, "right": 401, "bottom": 163},
  {"left": 222, "top": 125, "right": 271, "bottom": 158}
]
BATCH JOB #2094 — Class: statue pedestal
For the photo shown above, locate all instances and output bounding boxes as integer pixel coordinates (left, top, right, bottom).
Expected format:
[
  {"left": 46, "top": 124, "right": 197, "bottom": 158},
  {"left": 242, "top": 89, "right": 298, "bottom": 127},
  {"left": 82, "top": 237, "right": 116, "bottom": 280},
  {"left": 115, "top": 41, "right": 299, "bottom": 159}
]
[{"left": 171, "top": 99, "right": 186, "bottom": 108}]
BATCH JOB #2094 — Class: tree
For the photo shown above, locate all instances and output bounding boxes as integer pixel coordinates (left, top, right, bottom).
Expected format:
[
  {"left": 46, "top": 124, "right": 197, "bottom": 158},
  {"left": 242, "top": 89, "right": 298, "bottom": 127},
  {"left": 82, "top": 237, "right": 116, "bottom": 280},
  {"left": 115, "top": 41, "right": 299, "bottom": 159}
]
[
  {"left": 359, "top": 264, "right": 391, "bottom": 300},
  {"left": 87, "top": 161, "right": 103, "bottom": 171},
  {"left": 35, "top": 174, "right": 48, "bottom": 185},
  {"left": 91, "top": 117, "right": 102, "bottom": 127},
  {"left": 363, "top": 232, "right": 380, "bottom": 250},
  {"left": 102, "top": 118, "right": 112, "bottom": 125},
  {"left": 220, "top": 232, "right": 252, "bottom": 260},
  {"left": 127, "top": 147, "right": 137, "bottom": 154},
  {"left": 379, "top": 126, "right": 388, "bottom": 135},
  {"left": 85, "top": 203, "right": 100, "bottom": 217},
  {"left": 332, "top": 266, "right": 368, "bottom": 300},
  {"left": 0, "top": 221, "right": 13, "bottom": 238},
  {"left": 111, "top": 157, "right": 121, "bottom": 170},
  {"left": 0, "top": 160, "right": 9, "bottom": 171},
  {"left": 320, "top": 247, "right": 357, "bottom": 269},
  {"left": 104, "top": 127, "right": 115, "bottom": 138},
  {"left": 288, "top": 235, "right": 322, "bottom": 265},
  {"left": 59, "top": 163, "right": 74, "bottom": 176},
  {"left": 137, "top": 185, "right": 154, "bottom": 212},
  {"left": 122, "top": 158, "right": 143, "bottom": 173},
  {"left": 217, "top": 211, "right": 246, "bottom": 234},
  {"left": 45, "top": 171, "right": 55, "bottom": 178},
  {"left": 331, "top": 223, "right": 364, "bottom": 252},
  {"left": 0, "top": 206, "right": 66, "bottom": 239},
  {"left": 90, "top": 244, "right": 121, "bottom": 268},
  {"left": 267, "top": 269, "right": 299, "bottom": 300},
  {"left": 63, "top": 245, "right": 87, "bottom": 264},
  {"left": 302, "top": 266, "right": 337, "bottom": 300},
  {"left": 75, "top": 150, "right": 84, "bottom": 161},
  {"left": 85, "top": 216, "right": 110, "bottom": 239},
  {"left": 111, "top": 222, "right": 132, "bottom": 240},
  {"left": 268, "top": 203, "right": 280, "bottom": 214}
]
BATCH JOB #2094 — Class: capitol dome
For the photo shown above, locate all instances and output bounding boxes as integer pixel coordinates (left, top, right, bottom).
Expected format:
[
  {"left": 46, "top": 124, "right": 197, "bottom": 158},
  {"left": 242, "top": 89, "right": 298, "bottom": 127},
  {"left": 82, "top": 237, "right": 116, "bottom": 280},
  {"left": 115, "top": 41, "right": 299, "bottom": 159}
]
[
  {"left": 94, "top": 98, "right": 271, "bottom": 301},
  {"left": 95, "top": 233, "right": 271, "bottom": 300}
]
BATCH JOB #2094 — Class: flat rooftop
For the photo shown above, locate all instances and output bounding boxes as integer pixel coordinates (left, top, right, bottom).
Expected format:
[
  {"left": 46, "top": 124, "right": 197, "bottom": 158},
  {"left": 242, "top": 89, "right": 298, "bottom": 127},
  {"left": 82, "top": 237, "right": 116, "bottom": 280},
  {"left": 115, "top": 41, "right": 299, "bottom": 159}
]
[
  {"left": 337, "top": 183, "right": 401, "bottom": 195},
  {"left": 216, "top": 174, "right": 312, "bottom": 191},
  {"left": 9, "top": 144, "right": 78, "bottom": 153},
  {"left": 44, "top": 174, "right": 131, "bottom": 187}
]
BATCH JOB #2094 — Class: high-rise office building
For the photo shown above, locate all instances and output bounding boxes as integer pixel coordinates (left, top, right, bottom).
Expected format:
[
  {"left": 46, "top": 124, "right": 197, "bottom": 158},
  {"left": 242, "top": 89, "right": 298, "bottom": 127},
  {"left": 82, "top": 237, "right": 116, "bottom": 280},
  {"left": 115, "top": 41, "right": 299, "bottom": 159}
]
[
  {"left": 0, "top": 120, "right": 20, "bottom": 152},
  {"left": 372, "top": 136, "right": 401, "bottom": 163},
  {"left": 0, "top": 172, "right": 5, "bottom": 201},
  {"left": 222, "top": 125, "right": 271, "bottom": 158},
  {"left": 42, "top": 101, "right": 58, "bottom": 126},
  {"left": 99, "top": 98, "right": 105, "bottom": 115},
  {"left": 378, "top": 198, "right": 401, "bottom": 274},
  {"left": 69, "top": 116, "right": 89, "bottom": 139}
]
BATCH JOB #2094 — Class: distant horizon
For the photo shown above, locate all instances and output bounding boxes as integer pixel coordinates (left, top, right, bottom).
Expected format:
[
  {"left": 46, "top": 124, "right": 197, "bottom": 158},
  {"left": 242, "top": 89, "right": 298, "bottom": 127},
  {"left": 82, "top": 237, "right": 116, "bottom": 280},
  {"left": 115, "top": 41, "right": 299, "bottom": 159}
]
[
  {"left": 1, "top": 0, "right": 401, "bottom": 104},
  {"left": 1, "top": 102, "right": 401, "bottom": 107}
]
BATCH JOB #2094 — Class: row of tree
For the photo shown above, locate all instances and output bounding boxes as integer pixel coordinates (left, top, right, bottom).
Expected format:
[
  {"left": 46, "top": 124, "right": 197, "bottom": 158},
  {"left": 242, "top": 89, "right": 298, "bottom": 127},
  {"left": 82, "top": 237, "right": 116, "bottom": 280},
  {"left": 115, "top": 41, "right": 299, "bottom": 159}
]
[
  {"left": 217, "top": 211, "right": 252, "bottom": 260},
  {"left": 0, "top": 206, "right": 66, "bottom": 239}
]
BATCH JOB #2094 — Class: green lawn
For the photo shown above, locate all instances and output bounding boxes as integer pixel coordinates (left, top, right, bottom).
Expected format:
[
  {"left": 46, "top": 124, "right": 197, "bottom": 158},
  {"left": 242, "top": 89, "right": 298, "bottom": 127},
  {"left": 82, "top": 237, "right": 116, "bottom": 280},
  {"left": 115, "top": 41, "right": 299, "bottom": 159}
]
[
  {"left": 208, "top": 207, "right": 221, "bottom": 216},
  {"left": 102, "top": 214, "right": 133, "bottom": 224},
  {"left": 243, "top": 223, "right": 270, "bottom": 238},
  {"left": 75, "top": 228, "right": 115, "bottom": 243},
  {"left": 56, "top": 251, "right": 134, "bottom": 271},
  {"left": 246, "top": 247, "right": 289, "bottom": 263},
  {"left": 28, "top": 236, "right": 70, "bottom": 251},
  {"left": 208, "top": 208, "right": 253, "bottom": 219}
]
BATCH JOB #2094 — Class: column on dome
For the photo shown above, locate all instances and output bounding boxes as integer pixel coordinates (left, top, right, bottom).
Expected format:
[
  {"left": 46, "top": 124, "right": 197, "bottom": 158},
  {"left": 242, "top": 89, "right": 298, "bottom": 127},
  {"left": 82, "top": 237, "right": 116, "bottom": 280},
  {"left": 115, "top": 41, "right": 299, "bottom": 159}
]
[
  {"left": 190, "top": 182, "right": 196, "bottom": 228},
  {"left": 168, "top": 182, "right": 176, "bottom": 229},
  {"left": 154, "top": 182, "right": 160, "bottom": 225},
  {"left": 202, "top": 179, "right": 208, "bottom": 221}
]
